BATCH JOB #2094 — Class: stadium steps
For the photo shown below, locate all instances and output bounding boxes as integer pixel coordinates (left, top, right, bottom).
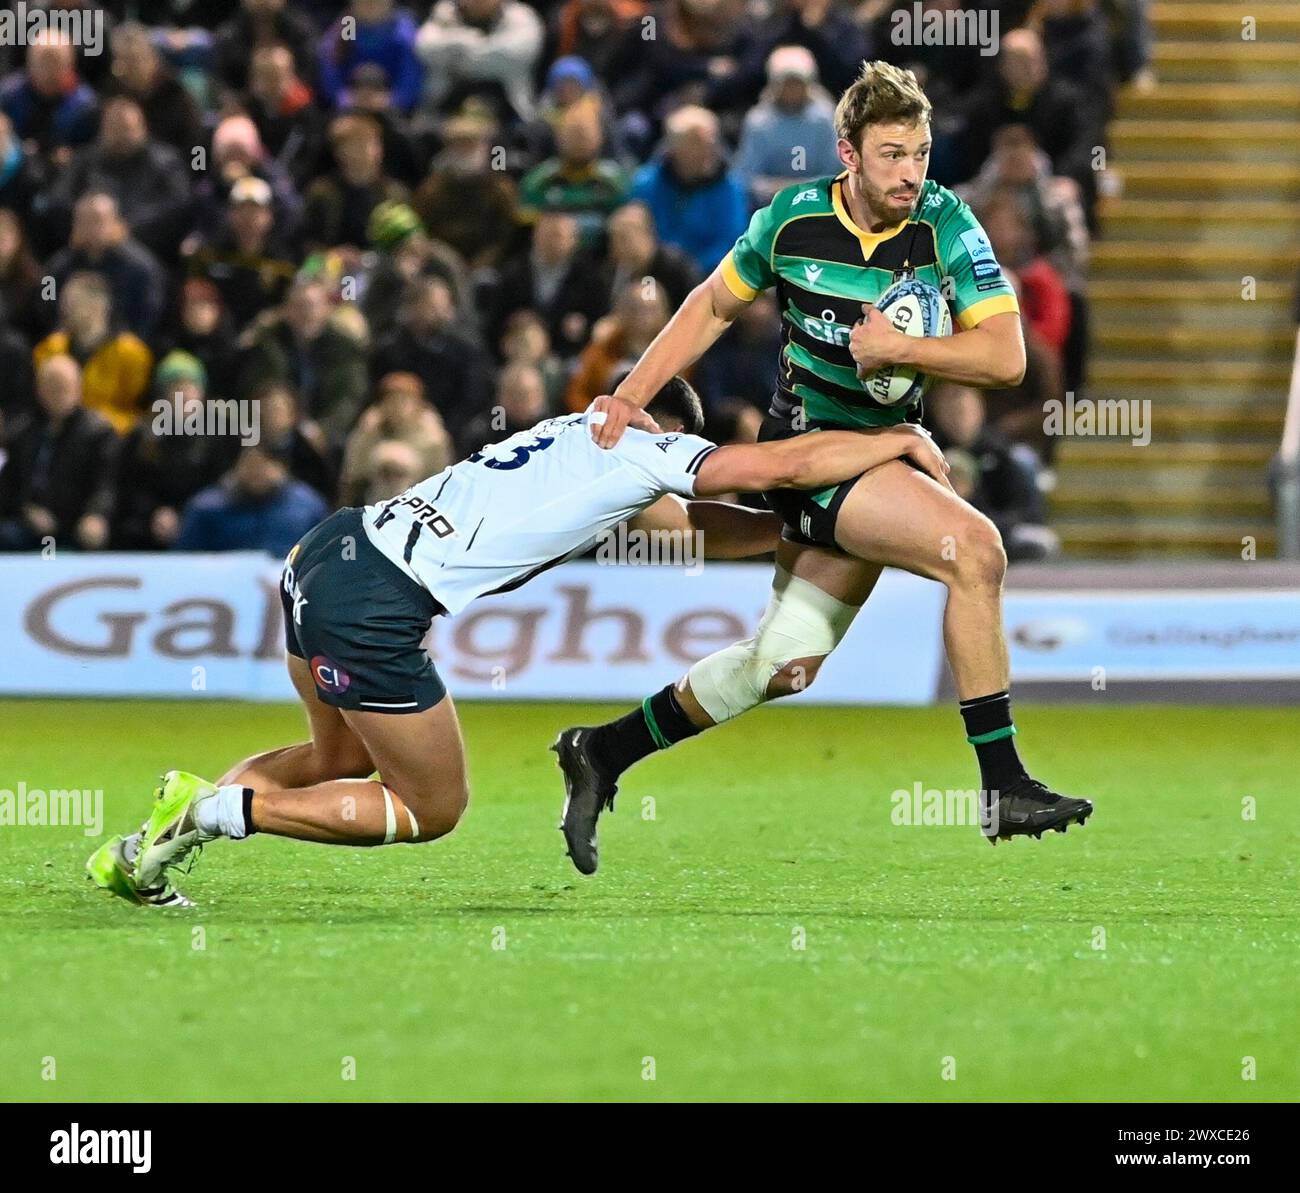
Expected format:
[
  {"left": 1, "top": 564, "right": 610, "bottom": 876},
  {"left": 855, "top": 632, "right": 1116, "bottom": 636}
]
[
  {"left": 1115, "top": 82, "right": 1300, "bottom": 117},
  {"left": 1152, "top": 40, "right": 1297, "bottom": 82},
  {"left": 1056, "top": 0, "right": 1299, "bottom": 558}
]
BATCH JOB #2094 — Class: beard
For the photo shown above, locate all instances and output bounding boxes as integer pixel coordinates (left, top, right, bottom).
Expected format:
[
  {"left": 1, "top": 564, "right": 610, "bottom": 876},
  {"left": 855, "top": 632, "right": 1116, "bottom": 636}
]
[{"left": 851, "top": 166, "right": 920, "bottom": 227}]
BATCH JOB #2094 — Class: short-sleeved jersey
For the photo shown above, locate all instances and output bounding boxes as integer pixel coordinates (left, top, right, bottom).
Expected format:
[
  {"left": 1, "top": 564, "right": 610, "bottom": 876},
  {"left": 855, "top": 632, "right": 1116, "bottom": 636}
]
[
  {"left": 720, "top": 172, "right": 1019, "bottom": 428},
  {"left": 361, "top": 414, "right": 717, "bottom": 614}
]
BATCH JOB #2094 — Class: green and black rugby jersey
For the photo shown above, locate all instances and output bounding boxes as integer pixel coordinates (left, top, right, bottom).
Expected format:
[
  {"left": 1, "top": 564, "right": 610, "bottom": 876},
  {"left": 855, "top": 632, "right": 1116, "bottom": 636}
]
[{"left": 720, "top": 172, "right": 1020, "bottom": 428}]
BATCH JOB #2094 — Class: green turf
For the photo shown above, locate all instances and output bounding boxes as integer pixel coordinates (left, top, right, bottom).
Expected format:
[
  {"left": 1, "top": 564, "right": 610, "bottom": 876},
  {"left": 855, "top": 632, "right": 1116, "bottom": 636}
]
[{"left": 1, "top": 698, "right": 1296, "bottom": 1102}]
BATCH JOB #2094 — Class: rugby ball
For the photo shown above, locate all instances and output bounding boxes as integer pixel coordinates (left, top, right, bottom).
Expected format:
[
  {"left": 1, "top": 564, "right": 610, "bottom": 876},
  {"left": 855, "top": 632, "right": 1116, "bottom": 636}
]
[{"left": 859, "top": 278, "right": 952, "bottom": 407}]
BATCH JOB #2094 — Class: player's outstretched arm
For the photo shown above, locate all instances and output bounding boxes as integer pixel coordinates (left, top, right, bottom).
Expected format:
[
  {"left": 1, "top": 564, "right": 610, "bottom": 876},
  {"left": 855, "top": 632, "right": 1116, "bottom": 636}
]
[
  {"left": 626, "top": 495, "right": 781, "bottom": 559},
  {"left": 694, "top": 425, "right": 951, "bottom": 497},
  {"left": 589, "top": 270, "right": 751, "bottom": 448}
]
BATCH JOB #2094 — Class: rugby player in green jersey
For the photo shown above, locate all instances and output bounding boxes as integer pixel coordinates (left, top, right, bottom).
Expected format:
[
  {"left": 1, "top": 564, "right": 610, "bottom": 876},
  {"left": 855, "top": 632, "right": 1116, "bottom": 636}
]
[{"left": 556, "top": 61, "right": 1094, "bottom": 871}]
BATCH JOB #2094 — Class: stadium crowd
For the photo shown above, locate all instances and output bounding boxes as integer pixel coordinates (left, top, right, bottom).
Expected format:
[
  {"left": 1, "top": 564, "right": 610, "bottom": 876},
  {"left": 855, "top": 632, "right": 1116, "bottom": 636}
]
[{"left": 0, "top": 0, "right": 1146, "bottom": 560}]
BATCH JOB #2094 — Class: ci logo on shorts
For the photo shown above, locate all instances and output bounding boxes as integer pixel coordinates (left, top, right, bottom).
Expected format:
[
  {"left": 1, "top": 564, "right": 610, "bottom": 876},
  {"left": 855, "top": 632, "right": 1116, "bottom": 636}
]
[{"left": 311, "top": 656, "right": 351, "bottom": 694}]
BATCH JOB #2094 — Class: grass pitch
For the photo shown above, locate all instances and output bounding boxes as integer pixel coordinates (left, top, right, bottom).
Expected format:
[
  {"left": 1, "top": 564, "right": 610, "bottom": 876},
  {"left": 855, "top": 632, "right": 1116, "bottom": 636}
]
[{"left": 1, "top": 699, "right": 1296, "bottom": 1102}]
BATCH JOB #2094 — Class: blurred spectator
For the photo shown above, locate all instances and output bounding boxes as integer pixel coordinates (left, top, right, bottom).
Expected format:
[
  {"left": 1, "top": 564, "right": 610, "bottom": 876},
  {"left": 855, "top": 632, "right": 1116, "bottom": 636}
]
[
  {"left": 694, "top": 290, "right": 782, "bottom": 412},
  {"left": 756, "top": 0, "right": 871, "bottom": 99},
  {"left": 957, "top": 28, "right": 1094, "bottom": 217},
  {"left": 548, "top": 1, "right": 646, "bottom": 83},
  {"left": 175, "top": 443, "right": 328, "bottom": 555},
  {"left": 566, "top": 279, "right": 670, "bottom": 411},
  {"left": 496, "top": 308, "right": 567, "bottom": 408},
  {"left": 518, "top": 98, "right": 629, "bottom": 250},
  {"left": 980, "top": 290, "right": 1067, "bottom": 465},
  {"left": 0, "top": 206, "right": 43, "bottom": 343},
  {"left": 255, "top": 381, "right": 336, "bottom": 500},
  {"left": 191, "top": 114, "right": 303, "bottom": 248},
  {"left": 112, "top": 352, "right": 238, "bottom": 549},
  {"left": 958, "top": 122, "right": 1091, "bottom": 391},
  {"left": 0, "top": 354, "right": 117, "bottom": 551},
  {"left": 734, "top": 45, "right": 840, "bottom": 208},
  {"left": 0, "top": 113, "right": 40, "bottom": 222},
  {"left": 600, "top": 201, "right": 699, "bottom": 315},
  {"left": 412, "top": 103, "right": 519, "bottom": 270},
  {"left": 631, "top": 105, "right": 748, "bottom": 274},
  {"left": 355, "top": 438, "right": 426, "bottom": 503},
  {"left": 0, "top": 33, "right": 99, "bottom": 161},
  {"left": 463, "top": 360, "right": 552, "bottom": 446},
  {"left": 106, "top": 23, "right": 204, "bottom": 156},
  {"left": 48, "top": 95, "right": 192, "bottom": 260},
  {"left": 212, "top": 0, "right": 319, "bottom": 96},
  {"left": 486, "top": 211, "right": 607, "bottom": 360},
  {"left": 698, "top": 394, "right": 766, "bottom": 504},
  {"left": 957, "top": 124, "right": 1089, "bottom": 293},
  {"left": 45, "top": 191, "right": 166, "bottom": 339},
  {"left": 244, "top": 44, "right": 327, "bottom": 192},
  {"left": 1039, "top": 0, "right": 1116, "bottom": 128},
  {"left": 611, "top": 0, "right": 759, "bottom": 142},
  {"left": 33, "top": 271, "right": 154, "bottom": 435},
  {"left": 925, "top": 383, "right": 1058, "bottom": 561},
  {"left": 416, "top": 0, "right": 546, "bottom": 124},
  {"left": 0, "top": 322, "right": 36, "bottom": 422},
  {"left": 1108, "top": 0, "right": 1155, "bottom": 87},
  {"left": 186, "top": 175, "right": 298, "bottom": 332},
  {"left": 340, "top": 371, "right": 453, "bottom": 503},
  {"left": 517, "top": 55, "right": 627, "bottom": 168},
  {"left": 237, "top": 277, "right": 370, "bottom": 444},
  {"left": 978, "top": 191, "right": 1073, "bottom": 361},
  {"left": 870, "top": 0, "right": 984, "bottom": 110},
  {"left": 304, "top": 113, "right": 409, "bottom": 252},
  {"left": 360, "top": 200, "right": 474, "bottom": 334},
  {"left": 318, "top": 1, "right": 424, "bottom": 115},
  {"left": 337, "top": 63, "right": 427, "bottom": 187},
  {"left": 371, "top": 273, "right": 492, "bottom": 446}
]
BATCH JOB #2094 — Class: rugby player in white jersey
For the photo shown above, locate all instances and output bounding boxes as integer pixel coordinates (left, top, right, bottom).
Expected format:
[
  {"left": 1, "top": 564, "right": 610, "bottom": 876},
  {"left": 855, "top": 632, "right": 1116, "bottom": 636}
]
[{"left": 86, "top": 377, "right": 950, "bottom": 906}]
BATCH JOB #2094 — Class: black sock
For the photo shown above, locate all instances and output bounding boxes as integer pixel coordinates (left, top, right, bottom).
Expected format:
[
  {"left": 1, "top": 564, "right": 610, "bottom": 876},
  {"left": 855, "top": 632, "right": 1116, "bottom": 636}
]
[
  {"left": 586, "top": 684, "right": 702, "bottom": 779},
  {"left": 242, "top": 787, "right": 258, "bottom": 836},
  {"left": 959, "top": 691, "right": 1028, "bottom": 793}
]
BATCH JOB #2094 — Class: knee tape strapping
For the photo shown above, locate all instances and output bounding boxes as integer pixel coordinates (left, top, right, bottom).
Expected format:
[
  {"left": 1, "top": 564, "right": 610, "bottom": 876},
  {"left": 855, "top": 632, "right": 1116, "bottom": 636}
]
[{"left": 686, "top": 566, "right": 858, "bottom": 723}]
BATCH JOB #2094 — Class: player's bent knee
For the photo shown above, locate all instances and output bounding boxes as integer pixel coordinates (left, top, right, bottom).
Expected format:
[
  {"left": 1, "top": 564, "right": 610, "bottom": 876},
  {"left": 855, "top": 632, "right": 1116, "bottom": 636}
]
[
  {"left": 948, "top": 514, "right": 1007, "bottom": 591},
  {"left": 407, "top": 781, "right": 469, "bottom": 843},
  {"left": 765, "top": 655, "right": 827, "bottom": 699}
]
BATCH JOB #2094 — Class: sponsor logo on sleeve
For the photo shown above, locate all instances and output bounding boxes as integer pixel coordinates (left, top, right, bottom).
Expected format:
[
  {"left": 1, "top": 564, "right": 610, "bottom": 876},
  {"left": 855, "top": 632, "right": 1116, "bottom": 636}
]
[{"left": 959, "top": 228, "right": 1000, "bottom": 279}]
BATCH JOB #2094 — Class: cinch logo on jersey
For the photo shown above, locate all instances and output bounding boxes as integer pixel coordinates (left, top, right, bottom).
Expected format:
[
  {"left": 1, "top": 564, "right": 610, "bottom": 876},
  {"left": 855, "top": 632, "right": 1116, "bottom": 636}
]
[
  {"left": 311, "top": 656, "right": 351, "bottom": 694},
  {"left": 49, "top": 1124, "right": 151, "bottom": 1174}
]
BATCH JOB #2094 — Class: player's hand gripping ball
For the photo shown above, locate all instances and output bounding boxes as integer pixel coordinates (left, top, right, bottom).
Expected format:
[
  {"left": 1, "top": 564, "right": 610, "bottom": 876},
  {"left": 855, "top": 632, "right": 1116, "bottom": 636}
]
[{"left": 854, "top": 277, "right": 953, "bottom": 407}]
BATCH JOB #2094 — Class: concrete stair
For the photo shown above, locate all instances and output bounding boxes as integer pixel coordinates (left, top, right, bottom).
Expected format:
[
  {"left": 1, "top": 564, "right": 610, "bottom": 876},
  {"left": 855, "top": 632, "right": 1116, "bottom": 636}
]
[{"left": 1052, "top": 0, "right": 1299, "bottom": 558}]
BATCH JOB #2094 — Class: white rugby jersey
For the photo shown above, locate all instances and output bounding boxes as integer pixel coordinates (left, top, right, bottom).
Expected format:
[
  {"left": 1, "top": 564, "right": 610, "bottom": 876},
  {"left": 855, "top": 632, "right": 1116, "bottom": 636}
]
[{"left": 361, "top": 413, "right": 718, "bottom": 614}]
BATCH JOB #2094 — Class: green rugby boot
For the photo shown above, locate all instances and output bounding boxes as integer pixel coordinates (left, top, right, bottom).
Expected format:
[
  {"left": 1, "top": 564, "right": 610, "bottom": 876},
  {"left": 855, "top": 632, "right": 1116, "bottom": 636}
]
[
  {"left": 86, "top": 833, "right": 194, "bottom": 908},
  {"left": 134, "top": 771, "right": 221, "bottom": 888}
]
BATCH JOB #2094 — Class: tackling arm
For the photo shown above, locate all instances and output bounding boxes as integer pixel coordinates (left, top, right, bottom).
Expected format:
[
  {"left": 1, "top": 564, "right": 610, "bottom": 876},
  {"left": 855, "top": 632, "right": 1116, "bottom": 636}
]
[
  {"left": 693, "top": 425, "right": 950, "bottom": 497},
  {"left": 626, "top": 496, "right": 781, "bottom": 559}
]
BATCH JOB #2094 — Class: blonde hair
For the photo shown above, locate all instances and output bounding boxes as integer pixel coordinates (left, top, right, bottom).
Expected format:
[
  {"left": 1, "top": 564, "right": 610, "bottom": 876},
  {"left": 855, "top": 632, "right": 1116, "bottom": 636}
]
[{"left": 833, "top": 61, "right": 932, "bottom": 148}]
